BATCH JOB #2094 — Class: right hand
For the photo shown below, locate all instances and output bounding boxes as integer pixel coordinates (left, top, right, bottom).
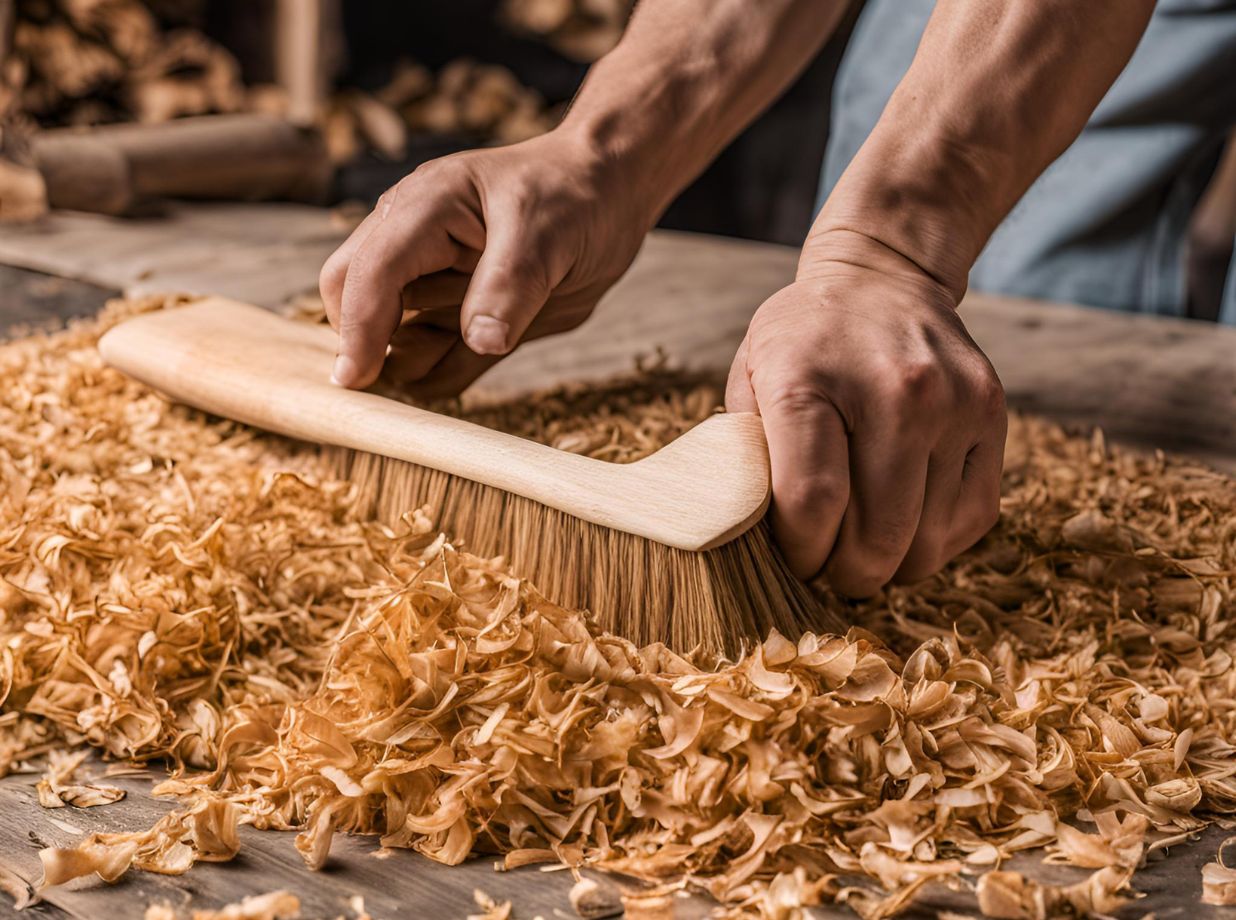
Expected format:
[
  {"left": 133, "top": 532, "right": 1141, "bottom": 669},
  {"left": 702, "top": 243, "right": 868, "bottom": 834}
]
[{"left": 320, "top": 130, "right": 652, "bottom": 398}]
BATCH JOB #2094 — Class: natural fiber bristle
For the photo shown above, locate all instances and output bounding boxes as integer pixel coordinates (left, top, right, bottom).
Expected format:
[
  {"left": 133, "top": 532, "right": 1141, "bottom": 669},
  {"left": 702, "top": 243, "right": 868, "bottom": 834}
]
[{"left": 324, "top": 447, "right": 844, "bottom": 656}]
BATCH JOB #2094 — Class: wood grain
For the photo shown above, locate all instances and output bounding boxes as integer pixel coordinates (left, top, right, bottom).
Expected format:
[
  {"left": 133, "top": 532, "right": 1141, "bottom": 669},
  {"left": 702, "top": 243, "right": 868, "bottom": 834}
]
[
  {"left": 1, "top": 763, "right": 1231, "bottom": 920},
  {"left": 0, "top": 767, "right": 714, "bottom": 920}
]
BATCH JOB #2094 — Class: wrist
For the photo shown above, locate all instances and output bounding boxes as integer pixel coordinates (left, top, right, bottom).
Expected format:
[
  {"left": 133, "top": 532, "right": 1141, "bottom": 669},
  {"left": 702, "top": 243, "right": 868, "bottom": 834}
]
[
  {"left": 555, "top": 41, "right": 730, "bottom": 221},
  {"left": 809, "top": 129, "right": 1008, "bottom": 300},
  {"left": 797, "top": 228, "right": 964, "bottom": 310}
]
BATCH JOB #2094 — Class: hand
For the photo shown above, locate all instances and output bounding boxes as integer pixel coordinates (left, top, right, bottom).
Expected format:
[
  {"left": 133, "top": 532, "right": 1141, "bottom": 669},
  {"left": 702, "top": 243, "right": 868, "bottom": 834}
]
[
  {"left": 319, "top": 131, "right": 652, "bottom": 398},
  {"left": 726, "top": 231, "right": 1007, "bottom": 595}
]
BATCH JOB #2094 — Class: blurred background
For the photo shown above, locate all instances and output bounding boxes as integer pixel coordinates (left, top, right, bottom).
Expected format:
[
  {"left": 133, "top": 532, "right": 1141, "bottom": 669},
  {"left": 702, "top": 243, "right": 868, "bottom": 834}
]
[
  {"left": 0, "top": 0, "right": 861, "bottom": 244},
  {"left": 0, "top": 0, "right": 1231, "bottom": 318}
]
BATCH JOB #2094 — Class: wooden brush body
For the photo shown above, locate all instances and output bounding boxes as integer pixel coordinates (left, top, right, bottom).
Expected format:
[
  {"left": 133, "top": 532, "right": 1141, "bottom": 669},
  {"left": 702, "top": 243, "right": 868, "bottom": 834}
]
[
  {"left": 326, "top": 450, "right": 836, "bottom": 652},
  {"left": 99, "top": 299, "right": 843, "bottom": 654}
]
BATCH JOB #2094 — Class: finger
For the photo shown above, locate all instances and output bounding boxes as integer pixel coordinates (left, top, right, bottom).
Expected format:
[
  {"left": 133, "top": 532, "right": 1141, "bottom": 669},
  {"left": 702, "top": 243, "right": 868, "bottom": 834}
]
[
  {"left": 893, "top": 442, "right": 968, "bottom": 583},
  {"left": 403, "top": 338, "right": 502, "bottom": 401},
  {"left": 320, "top": 206, "right": 385, "bottom": 329},
  {"left": 758, "top": 388, "right": 851, "bottom": 581},
  {"left": 404, "top": 306, "right": 463, "bottom": 332},
  {"left": 823, "top": 422, "right": 931, "bottom": 597},
  {"left": 401, "top": 270, "right": 473, "bottom": 311},
  {"left": 458, "top": 217, "right": 560, "bottom": 356},
  {"left": 951, "top": 420, "right": 1006, "bottom": 550},
  {"left": 336, "top": 187, "right": 468, "bottom": 389},
  {"left": 384, "top": 325, "right": 460, "bottom": 387},
  {"left": 724, "top": 337, "right": 757, "bottom": 413}
]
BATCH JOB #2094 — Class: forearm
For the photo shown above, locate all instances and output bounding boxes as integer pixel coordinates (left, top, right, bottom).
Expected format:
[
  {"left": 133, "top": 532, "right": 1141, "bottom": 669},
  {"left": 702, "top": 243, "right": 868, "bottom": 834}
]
[
  {"left": 559, "top": 0, "right": 850, "bottom": 219},
  {"left": 806, "top": 0, "right": 1155, "bottom": 297}
]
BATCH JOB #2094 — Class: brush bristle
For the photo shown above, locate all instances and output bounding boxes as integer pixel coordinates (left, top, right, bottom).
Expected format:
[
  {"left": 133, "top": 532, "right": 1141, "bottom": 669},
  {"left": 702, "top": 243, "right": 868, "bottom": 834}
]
[{"left": 324, "top": 446, "right": 845, "bottom": 656}]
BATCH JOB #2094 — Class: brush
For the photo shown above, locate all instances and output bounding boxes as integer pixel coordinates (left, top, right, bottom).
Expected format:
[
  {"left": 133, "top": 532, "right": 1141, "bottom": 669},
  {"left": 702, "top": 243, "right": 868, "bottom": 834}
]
[{"left": 98, "top": 298, "right": 844, "bottom": 655}]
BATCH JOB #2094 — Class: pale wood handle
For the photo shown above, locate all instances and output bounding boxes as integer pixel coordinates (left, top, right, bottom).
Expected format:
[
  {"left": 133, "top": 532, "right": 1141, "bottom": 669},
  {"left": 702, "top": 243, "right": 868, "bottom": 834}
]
[{"left": 98, "top": 299, "right": 771, "bottom": 551}]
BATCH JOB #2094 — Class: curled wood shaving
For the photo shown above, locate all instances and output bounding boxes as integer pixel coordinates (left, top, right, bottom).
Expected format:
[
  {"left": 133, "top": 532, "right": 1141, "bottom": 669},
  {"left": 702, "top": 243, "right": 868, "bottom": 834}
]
[
  {"left": 1, "top": 299, "right": 1235, "bottom": 919},
  {"left": 192, "top": 891, "right": 300, "bottom": 920},
  {"left": 1202, "top": 835, "right": 1236, "bottom": 905},
  {"left": 570, "top": 876, "right": 623, "bottom": 918},
  {"left": 974, "top": 867, "right": 1132, "bottom": 919},
  {"left": 144, "top": 891, "right": 301, "bottom": 920},
  {"left": 0, "top": 864, "right": 37, "bottom": 911},
  {"left": 36, "top": 747, "right": 126, "bottom": 808},
  {"left": 469, "top": 888, "right": 513, "bottom": 920}
]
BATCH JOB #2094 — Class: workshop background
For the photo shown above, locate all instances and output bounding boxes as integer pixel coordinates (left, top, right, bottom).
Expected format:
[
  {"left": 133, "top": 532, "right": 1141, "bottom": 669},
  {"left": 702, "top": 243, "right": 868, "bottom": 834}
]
[
  {"left": 0, "top": 0, "right": 857, "bottom": 243},
  {"left": 3, "top": 0, "right": 1233, "bottom": 315}
]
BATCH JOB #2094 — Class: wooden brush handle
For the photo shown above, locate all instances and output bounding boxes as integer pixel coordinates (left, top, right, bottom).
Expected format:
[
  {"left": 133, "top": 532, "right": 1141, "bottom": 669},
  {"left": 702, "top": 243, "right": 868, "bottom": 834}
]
[{"left": 98, "top": 299, "right": 772, "bottom": 551}]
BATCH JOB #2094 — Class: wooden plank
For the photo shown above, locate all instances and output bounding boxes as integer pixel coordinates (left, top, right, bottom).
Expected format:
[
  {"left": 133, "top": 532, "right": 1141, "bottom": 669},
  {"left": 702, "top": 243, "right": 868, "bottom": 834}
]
[
  {"left": 0, "top": 206, "right": 1231, "bottom": 472},
  {"left": 2, "top": 763, "right": 1232, "bottom": 919},
  {"left": 0, "top": 204, "right": 344, "bottom": 310},
  {"left": 0, "top": 267, "right": 117, "bottom": 338},
  {"left": 486, "top": 232, "right": 1236, "bottom": 473},
  {"left": 0, "top": 769, "right": 713, "bottom": 919}
]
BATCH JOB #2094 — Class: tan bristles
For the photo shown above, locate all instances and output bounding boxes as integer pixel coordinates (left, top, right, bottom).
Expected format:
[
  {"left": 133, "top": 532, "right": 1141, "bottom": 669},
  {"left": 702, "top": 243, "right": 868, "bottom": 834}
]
[{"left": 324, "top": 447, "right": 844, "bottom": 656}]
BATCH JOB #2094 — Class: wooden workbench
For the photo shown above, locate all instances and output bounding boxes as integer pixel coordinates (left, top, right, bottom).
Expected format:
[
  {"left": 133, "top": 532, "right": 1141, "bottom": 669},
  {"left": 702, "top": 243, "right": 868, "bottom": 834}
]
[
  {"left": 0, "top": 204, "right": 1231, "bottom": 471},
  {"left": 1, "top": 205, "right": 1234, "bottom": 919}
]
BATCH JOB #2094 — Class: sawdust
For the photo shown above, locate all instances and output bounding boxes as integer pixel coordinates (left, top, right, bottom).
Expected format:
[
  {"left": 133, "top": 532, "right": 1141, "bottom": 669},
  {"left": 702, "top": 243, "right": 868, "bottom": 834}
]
[{"left": 1, "top": 297, "right": 1234, "bottom": 918}]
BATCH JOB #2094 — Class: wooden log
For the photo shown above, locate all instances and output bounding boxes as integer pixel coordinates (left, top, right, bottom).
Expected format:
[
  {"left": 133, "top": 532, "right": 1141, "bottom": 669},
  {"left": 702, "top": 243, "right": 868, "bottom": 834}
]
[{"left": 30, "top": 114, "right": 333, "bottom": 215}]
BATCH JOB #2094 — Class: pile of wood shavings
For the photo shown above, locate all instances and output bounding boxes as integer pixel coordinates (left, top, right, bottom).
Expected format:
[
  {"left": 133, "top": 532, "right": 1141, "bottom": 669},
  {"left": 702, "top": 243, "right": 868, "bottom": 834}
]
[{"left": 2, "top": 298, "right": 1235, "bottom": 919}]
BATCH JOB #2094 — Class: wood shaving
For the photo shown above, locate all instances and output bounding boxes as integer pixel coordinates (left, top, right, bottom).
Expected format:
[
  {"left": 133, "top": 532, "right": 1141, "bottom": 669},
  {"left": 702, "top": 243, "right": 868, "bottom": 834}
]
[
  {"left": 569, "top": 876, "right": 623, "bottom": 918},
  {"left": 192, "top": 891, "right": 300, "bottom": 920},
  {"left": 144, "top": 890, "right": 301, "bottom": 920},
  {"left": 974, "top": 867, "right": 1132, "bottom": 919},
  {"left": 36, "top": 747, "right": 126, "bottom": 808},
  {"left": 0, "top": 863, "right": 37, "bottom": 910},
  {"left": 469, "top": 888, "right": 513, "bottom": 920},
  {"left": 1202, "top": 835, "right": 1236, "bottom": 905},
  {"left": 1, "top": 298, "right": 1235, "bottom": 919}
]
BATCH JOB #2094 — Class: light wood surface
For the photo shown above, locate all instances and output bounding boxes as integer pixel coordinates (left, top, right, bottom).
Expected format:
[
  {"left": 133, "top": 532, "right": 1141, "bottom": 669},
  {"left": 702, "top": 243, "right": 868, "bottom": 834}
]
[
  {"left": 0, "top": 206, "right": 1227, "bottom": 470},
  {"left": 0, "top": 758, "right": 1230, "bottom": 920},
  {"left": 98, "top": 299, "right": 772, "bottom": 552},
  {"left": 0, "top": 766, "right": 714, "bottom": 920}
]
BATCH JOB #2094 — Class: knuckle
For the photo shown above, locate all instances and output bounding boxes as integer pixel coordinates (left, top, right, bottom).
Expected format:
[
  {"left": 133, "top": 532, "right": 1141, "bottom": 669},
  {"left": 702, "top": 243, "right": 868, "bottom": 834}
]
[
  {"left": 826, "top": 557, "right": 897, "bottom": 599},
  {"left": 762, "top": 383, "right": 829, "bottom": 418},
  {"left": 319, "top": 255, "right": 346, "bottom": 304},
  {"left": 825, "top": 535, "right": 904, "bottom": 598},
  {"left": 971, "top": 495, "right": 1002, "bottom": 537},
  {"left": 970, "top": 365, "right": 1006, "bottom": 417},
  {"left": 775, "top": 473, "right": 845, "bottom": 517},
  {"left": 952, "top": 497, "right": 1001, "bottom": 553},
  {"left": 408, "top": 158, "right": 446, "bottom": 183},
  {"left": 896, "top": 531, "right": 953, "bottom": 584},
  {"left": 889, "top": 358, "right": 943, "bottom": 404}
]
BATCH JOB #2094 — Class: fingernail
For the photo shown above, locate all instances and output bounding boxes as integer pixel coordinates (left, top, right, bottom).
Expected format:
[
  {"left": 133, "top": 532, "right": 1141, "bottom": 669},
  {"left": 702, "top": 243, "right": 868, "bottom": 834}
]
[
  {"left": 466, "top": 315, "right": 510, "bottom": 355},
  {"left": 331, "top": 354, "right": 359, "bottom": 387}
]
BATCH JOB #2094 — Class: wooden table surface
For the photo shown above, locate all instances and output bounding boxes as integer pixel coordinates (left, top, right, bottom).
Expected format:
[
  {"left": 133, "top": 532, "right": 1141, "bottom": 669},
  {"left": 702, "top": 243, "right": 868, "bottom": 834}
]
[
  {"left": 1, "top": 205, "right": 1234, "bottom": 919},
  {"left": 0, "top": 205, "right": 1231, "bottom": 471}
]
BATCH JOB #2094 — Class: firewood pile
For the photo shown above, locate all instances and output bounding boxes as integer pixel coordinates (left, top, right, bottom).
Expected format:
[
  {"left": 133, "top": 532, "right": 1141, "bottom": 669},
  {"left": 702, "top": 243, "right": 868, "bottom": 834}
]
[
  {"left": 2, "top": 297, "right": 1236, "bottom": 918},
  {"left": 320, "top": 58, "right": 556, "bottom": 167},
  {"left": 0, "top": 0, "right": 561, "bottom": 221},
  {"left": 0, "top": 0, "right": 243, "bottom": 130},
  {"left": 502, "top": 0, "right": 634, "bottom": 62},
  {"left": 0, "top": 0, "right": 557, "bottom": 142}
]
